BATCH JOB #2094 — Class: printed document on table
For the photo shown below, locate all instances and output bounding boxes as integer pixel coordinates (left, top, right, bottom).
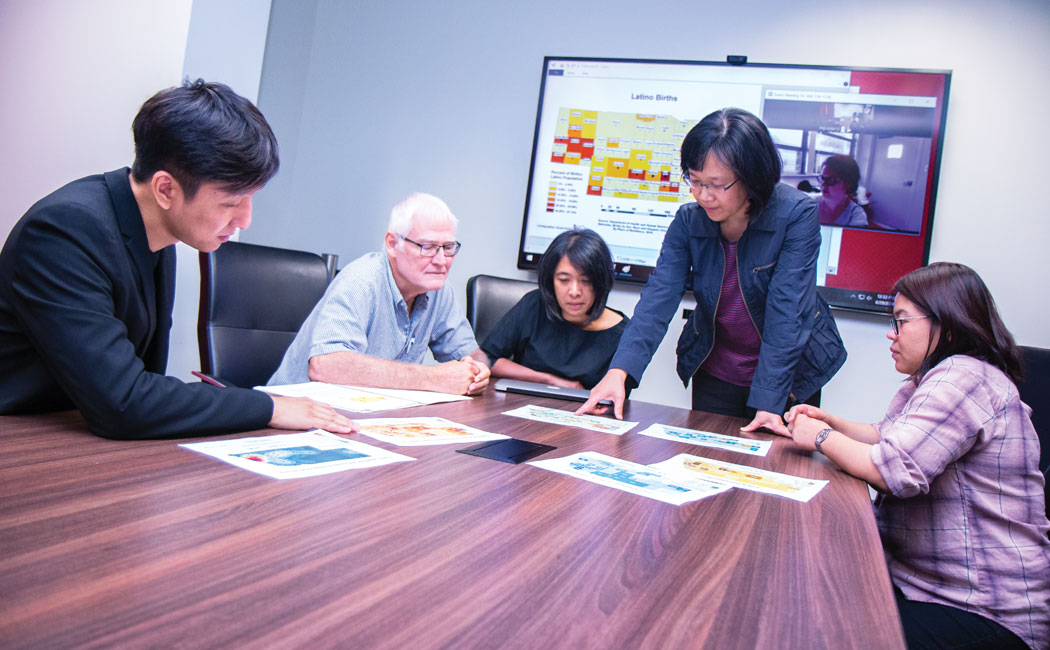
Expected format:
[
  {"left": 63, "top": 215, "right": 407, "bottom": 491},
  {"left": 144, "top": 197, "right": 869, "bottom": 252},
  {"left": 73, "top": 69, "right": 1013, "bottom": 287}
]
[
  {"left": 650, "top": 453, "right": 828, "bottom": 502},
  {"left": 180, "top": 430, "right": 414, "bottom": 479},
  {"left": 502, "top": 404, "right": 638, "bottom": 435},
  {"left": 354, "top": 386, "right": 471, "bottom": 406},
  {"left": 354, "top": 416, "right": 508, "bottom": 446},
  {"left": 529, "top": 452, "right": 731, "bottom": 505},
  {"left": 257, "top": 382, "right": 469, "bottom": 413},
  {"left": 637, "top": 424, "right": 772, "bottom": 457}
]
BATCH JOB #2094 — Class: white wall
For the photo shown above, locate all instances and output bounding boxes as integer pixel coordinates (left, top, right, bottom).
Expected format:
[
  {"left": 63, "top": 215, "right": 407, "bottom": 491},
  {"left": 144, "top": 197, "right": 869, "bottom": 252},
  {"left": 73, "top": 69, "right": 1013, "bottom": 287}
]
[
  {"left": 245, "top": 0, "right": 1050, "bottom": 421},
  {"left": 0, "top": 0, "right": 193, "bottom": 239},
  {"left": 0, "top": 0, "right": 273, "bottom": 385},
  {"left": 168, "top": 0, "right": 274, "bottom": 383}
]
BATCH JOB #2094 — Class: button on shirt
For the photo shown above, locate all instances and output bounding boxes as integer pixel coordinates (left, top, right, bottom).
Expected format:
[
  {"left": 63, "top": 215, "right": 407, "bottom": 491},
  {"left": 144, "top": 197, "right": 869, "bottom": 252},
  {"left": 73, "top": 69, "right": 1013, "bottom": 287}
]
[
  {"left": 871, "top": 355, "right": 1050, "bottom": 650},
  {"left": 268, "top": 251, "right": 478, "bottom": 386}
]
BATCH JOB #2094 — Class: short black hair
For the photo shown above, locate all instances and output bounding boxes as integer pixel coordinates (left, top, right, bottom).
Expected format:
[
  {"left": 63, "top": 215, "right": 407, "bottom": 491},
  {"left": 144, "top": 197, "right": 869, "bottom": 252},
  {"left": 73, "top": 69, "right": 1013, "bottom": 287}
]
[
  {"left": 680, "top": 108, "right": 781, "bottom": 217},
  {"left": 131, "top": 79, "right": 279, "bottom": 199},
  {"left": 894, "top": 262, "right": 1023, "bottom": 385},
  {"left": 537, "top": 228, "right": 615, "bottom": 325}
]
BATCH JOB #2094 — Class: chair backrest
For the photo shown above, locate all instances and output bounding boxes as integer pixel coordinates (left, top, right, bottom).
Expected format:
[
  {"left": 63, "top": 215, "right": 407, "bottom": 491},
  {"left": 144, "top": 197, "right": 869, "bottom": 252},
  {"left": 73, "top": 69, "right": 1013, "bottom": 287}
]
[
  {"left": 198, "top": 241, "right": 332, "bottom": 388},
  {"left": 1017, "top": 346, "right": 1050, "bottom": 523},
  {"left": 1018, "top": 346, "right": 1050, "bottom": 476},
  {"left": 465, "top": 274, "right": 535, "bottom": 345}
]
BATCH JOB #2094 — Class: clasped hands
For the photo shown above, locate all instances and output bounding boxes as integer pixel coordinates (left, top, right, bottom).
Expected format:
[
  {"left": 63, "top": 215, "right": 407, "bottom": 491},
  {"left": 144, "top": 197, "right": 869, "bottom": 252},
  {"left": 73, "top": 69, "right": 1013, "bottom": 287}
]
[
  {"left": 721, "top": 404, "right": 834, "bottom": 453},
  {"left": 781, "top": 404, "right": 832, "bottom": 451},
  {"left": 741, "top": 405, "right": 832, "bottom": 452},
  {"left": 463, "top": 355, "right": 491, "bottom": 395},
  {"left": 445, "top": 355, "right": 490, "bottom": 395}
]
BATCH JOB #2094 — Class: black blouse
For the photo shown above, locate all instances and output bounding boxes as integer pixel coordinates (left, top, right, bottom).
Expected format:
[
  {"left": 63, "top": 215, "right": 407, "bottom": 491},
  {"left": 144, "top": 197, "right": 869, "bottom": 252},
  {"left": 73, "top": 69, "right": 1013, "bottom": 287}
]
[{"left": 480, "top": 290, "right": 629, "bottom": 389}]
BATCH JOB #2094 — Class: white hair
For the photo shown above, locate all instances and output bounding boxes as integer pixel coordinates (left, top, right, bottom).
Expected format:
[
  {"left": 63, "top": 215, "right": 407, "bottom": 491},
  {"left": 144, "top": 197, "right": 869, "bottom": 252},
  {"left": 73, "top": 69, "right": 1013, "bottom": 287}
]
[{"left": 387, "top": 193, "right": 459, "bottom": 243}]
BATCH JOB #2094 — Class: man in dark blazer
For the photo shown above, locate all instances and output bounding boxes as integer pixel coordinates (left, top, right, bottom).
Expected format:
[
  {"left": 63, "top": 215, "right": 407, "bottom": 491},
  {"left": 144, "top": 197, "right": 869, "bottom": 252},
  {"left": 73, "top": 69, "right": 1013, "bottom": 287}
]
[{"left": 0, "top": 80, "right": 355, "bottom": 439}]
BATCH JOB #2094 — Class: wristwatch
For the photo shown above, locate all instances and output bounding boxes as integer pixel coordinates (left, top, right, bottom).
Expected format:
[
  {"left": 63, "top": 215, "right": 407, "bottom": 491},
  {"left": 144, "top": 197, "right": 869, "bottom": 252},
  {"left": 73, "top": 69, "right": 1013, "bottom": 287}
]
[{"left": 814, "top": 428, "right": 833, "bottom": 454}]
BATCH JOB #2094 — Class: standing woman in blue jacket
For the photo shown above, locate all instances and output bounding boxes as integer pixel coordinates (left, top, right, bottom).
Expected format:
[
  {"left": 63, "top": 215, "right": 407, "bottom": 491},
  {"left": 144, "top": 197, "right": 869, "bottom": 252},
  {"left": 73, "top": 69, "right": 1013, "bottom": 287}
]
[{"left": 578, "top": 108, "right": 847, "bottom": 435}]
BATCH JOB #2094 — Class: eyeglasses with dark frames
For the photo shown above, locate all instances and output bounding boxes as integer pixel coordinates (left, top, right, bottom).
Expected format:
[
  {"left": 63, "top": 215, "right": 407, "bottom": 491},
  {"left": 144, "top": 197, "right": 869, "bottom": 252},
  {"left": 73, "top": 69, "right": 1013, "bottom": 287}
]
[
  {"left": 890, "top": 314, "right": 928, "bottom": 335},
  {"left": 818, "top": 175, "right": 842, "bottom": 187},
  {"left": 400, "top": 236, "right": 461, "bottom": 257},
  {"left": 681, "top": 173, "right": 739, "bottom": 194}
]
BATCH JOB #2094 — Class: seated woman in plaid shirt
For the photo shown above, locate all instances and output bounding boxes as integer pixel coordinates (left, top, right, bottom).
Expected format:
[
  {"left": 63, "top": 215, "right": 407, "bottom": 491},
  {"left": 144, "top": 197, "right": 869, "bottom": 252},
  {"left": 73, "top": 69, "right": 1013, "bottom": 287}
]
[{"left": 786, "top": 262, "right": 1049, "bottom": 650}]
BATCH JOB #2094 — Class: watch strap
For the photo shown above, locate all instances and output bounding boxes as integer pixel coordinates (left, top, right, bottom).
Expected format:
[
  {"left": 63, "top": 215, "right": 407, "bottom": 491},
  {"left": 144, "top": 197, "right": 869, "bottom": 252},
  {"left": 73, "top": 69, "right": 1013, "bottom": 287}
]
[{"left": 814, "top": 427, "right": 833, "bottom": 454}]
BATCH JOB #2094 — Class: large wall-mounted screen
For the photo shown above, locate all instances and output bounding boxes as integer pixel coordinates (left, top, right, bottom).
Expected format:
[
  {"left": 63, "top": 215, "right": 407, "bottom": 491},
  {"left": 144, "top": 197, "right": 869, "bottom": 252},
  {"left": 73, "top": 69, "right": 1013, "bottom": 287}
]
[{"left": 516, "top": 57, "right": 951, "bottom": 314}]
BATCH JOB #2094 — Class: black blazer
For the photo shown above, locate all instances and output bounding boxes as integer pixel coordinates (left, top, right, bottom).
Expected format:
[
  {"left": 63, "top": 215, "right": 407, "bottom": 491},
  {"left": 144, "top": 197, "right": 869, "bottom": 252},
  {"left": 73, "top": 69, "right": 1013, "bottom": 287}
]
[{"left": 0, "top": 169, "right": 272, "bottom": 438}]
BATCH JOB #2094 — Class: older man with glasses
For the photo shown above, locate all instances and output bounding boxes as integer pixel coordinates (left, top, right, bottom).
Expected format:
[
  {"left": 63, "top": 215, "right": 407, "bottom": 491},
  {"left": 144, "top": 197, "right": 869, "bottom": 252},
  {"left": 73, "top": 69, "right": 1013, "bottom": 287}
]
[{"left": 268, "top": 193, "right": 489, "bottom": 395}]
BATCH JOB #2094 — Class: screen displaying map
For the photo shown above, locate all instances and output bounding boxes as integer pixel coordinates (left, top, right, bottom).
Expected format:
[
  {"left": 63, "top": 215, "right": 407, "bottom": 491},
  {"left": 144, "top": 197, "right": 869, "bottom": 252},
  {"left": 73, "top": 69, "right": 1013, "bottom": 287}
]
[{"left": 517, "top": 57, "right": 951, "bottom": 314}]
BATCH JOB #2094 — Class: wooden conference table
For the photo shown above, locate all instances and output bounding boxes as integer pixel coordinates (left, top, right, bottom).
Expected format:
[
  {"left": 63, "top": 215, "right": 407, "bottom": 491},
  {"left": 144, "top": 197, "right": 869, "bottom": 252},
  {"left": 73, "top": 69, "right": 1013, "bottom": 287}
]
[{"left": 0, "top": 390, "right": 905, "bottom": 649}]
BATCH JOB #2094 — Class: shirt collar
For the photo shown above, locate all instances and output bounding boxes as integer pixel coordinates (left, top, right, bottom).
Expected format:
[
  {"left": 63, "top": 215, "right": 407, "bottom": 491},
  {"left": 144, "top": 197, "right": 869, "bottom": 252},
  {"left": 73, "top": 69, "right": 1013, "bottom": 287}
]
[{"left": 382, "top": 253, "right": 430, "bottom": 313}]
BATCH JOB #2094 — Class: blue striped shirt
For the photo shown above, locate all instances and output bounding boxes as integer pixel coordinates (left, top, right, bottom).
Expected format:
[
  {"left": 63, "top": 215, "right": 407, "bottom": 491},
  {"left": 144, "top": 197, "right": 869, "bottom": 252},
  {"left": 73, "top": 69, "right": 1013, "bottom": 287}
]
[{"left": 268, "top": 252, "right": 478, "bottom": 385}]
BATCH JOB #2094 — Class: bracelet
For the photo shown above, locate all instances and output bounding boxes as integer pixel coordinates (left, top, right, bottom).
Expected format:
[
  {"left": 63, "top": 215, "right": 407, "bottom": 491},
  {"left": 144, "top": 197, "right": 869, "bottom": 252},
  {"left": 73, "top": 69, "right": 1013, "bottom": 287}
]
[{"left": 814, "top": 427, "right": 833, "bottom": 454}]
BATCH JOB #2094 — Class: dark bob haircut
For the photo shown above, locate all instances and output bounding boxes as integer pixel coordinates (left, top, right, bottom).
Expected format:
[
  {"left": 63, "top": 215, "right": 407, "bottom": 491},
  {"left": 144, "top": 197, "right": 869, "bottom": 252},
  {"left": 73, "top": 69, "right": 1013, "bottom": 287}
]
[
  {"left": 822, "top": 155, "right": 861, "bottom": 195},
  {"left": 680, "top": 107, "right": 781, "bottom": 218},
  {"left": 537, "top": 228, "right": 615, "bottom": 325},
  {"left": 131, "top": 79, "right": 279, "bottom": 199},
  {"left": 894, "top": 262, "right": 1023, "bottom": 385}
]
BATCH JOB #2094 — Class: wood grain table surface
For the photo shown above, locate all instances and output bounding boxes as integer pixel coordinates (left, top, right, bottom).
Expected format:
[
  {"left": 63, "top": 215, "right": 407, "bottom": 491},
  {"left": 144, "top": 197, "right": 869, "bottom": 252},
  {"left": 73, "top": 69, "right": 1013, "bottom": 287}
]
[{"left": 0, "top": 390, "right": 905, "bottom": 649}]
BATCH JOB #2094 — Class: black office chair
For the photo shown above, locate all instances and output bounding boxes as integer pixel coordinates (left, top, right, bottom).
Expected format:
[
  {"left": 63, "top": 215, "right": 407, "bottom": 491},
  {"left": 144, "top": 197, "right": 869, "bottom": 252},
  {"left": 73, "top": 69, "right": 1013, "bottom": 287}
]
[
  {"left": 198, "top": 241, "right": 336, "bottom": 388},
  {"left": 465, "top": 274, "right": 535, "bottom": 345},
  {"left": 1017, "top": 345, "right": 1050, "bottom": 519}
]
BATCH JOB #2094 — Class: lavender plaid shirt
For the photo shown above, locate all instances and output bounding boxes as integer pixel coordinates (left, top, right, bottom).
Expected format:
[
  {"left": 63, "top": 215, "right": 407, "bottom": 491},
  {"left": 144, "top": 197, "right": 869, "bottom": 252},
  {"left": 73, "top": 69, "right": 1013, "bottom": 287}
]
[{"left": 872, "top": 355, "right": 1050, "bottom": 649}]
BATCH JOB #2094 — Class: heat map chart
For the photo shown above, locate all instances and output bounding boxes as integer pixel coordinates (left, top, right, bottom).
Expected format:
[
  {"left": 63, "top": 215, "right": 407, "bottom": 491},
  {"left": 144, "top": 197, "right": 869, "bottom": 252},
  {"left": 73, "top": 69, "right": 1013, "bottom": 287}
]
[{"left": 549, "top": 108, "right": 693, "bottom": 209}]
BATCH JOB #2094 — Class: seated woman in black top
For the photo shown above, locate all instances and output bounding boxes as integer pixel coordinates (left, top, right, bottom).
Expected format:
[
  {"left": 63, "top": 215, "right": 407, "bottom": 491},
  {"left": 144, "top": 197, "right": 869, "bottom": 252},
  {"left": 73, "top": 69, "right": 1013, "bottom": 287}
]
[{"left": 481, "top": 229, "right": 628, "bottom": 389}]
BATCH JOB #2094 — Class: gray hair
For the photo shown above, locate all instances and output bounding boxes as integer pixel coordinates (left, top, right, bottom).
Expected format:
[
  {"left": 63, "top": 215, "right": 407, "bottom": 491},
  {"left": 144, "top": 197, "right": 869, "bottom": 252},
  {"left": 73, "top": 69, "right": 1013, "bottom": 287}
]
[{"left": 387, "top": 193, "right": 459, "bottom": 242}]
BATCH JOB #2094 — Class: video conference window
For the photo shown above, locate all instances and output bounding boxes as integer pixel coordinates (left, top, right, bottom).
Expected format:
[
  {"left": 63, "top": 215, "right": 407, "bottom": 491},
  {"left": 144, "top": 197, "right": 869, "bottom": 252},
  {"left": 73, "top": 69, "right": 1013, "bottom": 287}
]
[
  {"left": 764, "top": 93, "right": 938, "bottom": 235},
  {"left": 516, "top": 58, "right": 951, "bottom": 314}
]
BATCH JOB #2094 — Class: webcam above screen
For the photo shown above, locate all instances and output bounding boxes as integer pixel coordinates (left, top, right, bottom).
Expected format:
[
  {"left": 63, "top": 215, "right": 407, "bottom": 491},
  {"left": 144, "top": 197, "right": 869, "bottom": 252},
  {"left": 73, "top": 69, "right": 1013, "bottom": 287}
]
[{"left": 516, "top": 56, "right": 952, "bottom": 315}]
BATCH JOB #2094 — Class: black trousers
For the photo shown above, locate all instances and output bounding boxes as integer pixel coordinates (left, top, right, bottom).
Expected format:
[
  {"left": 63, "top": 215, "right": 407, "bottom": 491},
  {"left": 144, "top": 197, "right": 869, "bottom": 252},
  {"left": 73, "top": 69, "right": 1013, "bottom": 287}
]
[
  {"left": 893, "top": 587, "right": 1028, "bottom": 650},
  {"left": 690, "top": 370, "right": 820, "bottom": 417}
]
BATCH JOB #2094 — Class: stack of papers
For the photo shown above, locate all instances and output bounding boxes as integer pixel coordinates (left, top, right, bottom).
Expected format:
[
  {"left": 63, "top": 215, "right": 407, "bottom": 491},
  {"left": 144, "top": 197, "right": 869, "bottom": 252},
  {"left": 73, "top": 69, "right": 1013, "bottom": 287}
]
[
  {"left": 531, "top": 450, "right": 828, "bottom": 504},
  {"left": 650, "top": 453, "right": 828, "bottom": 502},
  {"left": 257, "top": 382, "right": 470, "bottom": 413},
  {"left": 530, "top": 452, "right": 731, "bottom": 505}
]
